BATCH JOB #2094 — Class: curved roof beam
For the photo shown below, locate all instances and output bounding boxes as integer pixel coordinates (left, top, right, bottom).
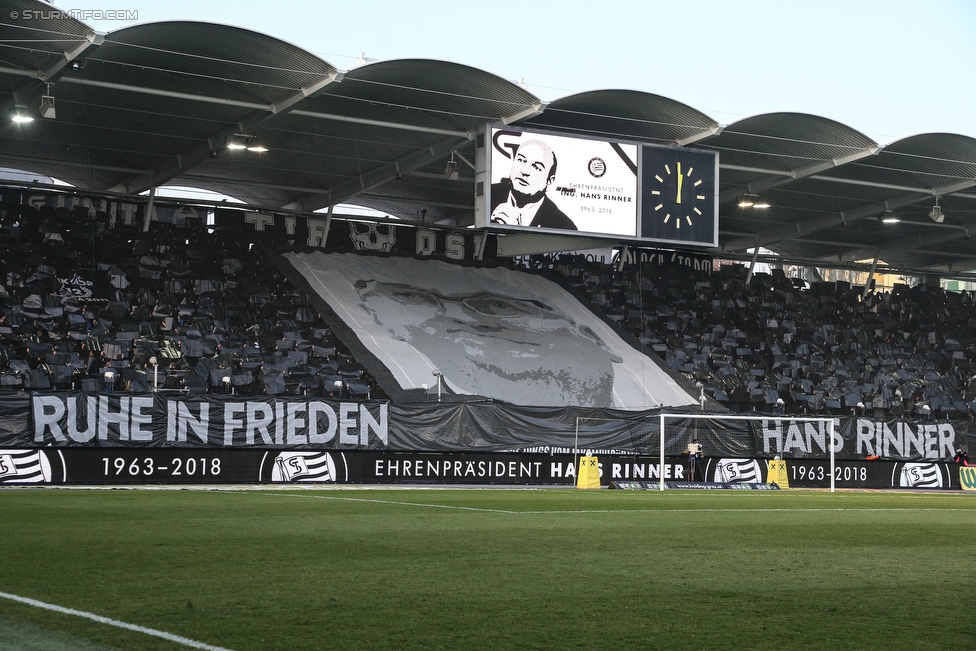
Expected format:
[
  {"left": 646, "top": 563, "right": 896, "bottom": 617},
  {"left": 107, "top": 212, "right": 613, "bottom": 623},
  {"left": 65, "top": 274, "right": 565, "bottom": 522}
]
[
  {"left": 519, "top": 89, "right": 717, "bottom": 145},
  {"left": 107, "top": 69, "right": 342, "bottom": 194},
  {"left": 719, "top": 144, "right": 880, "bottom": 203},
  {"left": 722, "top": 178, "right": 976, "bottom": 253},
  {"left": 281, "top": 134, "right": 471, "bottom": 213},
  {"left": 276, "top": 59, "right": 543, "bottom": 212},
  {"left": 709, "top": 113, "right": 880, "bottom": 203},
  {"left": 94, "top": 21, "right": 341, "bottom": 194}
]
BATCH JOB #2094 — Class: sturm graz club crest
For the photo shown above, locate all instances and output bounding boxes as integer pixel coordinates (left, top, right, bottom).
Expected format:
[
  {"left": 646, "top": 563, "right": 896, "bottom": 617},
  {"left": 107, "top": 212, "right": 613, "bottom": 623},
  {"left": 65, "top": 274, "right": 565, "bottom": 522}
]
[
  {"left": 263, "top": 451, "right": 348, "bottom": 483},
  {"left": 0, "top": 449, "right": 64, "bottom": 483},
  {"left": 707, "top": 458, "right": 765, "bottom": 484},
  {"left": 893, "top": 462, "right": 952, "bottom": 489}
]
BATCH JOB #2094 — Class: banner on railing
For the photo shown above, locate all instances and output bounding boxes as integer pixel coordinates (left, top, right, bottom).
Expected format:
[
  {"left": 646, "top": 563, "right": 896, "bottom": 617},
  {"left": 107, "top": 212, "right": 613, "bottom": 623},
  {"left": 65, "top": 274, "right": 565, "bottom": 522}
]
[
  {"left": 0, "top": 448, "right": 963, "bottom": 489},
  {"left": 0, "top": 394, "right": 969, "bottom": 463}
]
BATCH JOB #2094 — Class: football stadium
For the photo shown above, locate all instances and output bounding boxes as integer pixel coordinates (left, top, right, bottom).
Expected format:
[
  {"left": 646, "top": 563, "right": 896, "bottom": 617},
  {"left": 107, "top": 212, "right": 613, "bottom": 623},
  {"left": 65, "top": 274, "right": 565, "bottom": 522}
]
[{"left": 2, "top": 2, "right": 976, "bottom": 649}]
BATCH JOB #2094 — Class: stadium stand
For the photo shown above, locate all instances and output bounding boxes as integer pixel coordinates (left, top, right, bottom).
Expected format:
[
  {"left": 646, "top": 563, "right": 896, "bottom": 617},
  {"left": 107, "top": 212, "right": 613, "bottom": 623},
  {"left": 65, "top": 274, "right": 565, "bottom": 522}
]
[
  {"left": 0, "top": 203, "right": 381, "bottom": 400},
  {"left": 537, "top": 254, "right": 976, "bottom": 419},
  {"left": 1, "top": 195, "right": 974, "bottom": 422}
]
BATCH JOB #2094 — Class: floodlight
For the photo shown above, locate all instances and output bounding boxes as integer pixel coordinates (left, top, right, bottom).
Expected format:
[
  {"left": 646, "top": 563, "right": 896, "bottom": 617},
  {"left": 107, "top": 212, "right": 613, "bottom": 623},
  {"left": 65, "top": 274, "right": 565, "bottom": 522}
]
[
  {"left": 737, "top": 195, "right": 754, "bottom": 208},
  {"left": 226, "top": 134, "right": 267, "bottom": 152},
  {"left": 10, "top": 107, "right": 33, "bottom": 123},
  {"left": 752, "top": 196, "right": 770, "bottom": 209}
]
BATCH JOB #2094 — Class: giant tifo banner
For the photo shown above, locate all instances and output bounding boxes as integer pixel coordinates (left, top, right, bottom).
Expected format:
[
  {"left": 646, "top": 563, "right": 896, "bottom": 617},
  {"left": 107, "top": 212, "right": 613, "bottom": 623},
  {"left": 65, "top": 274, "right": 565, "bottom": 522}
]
[
  {"left": 0, "top": 394, "right": 969, "bottom": 461},
  {"left": 282, "top": 252, "right": 699, "bottom": 410}
]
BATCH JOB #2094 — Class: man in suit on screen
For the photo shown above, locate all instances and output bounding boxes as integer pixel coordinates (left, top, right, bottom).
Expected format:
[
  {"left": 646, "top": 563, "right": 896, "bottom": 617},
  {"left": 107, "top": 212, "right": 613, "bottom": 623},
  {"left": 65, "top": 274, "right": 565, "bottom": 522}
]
[{"left": 490, "top": 139, "right": 577, "bottom": 231}]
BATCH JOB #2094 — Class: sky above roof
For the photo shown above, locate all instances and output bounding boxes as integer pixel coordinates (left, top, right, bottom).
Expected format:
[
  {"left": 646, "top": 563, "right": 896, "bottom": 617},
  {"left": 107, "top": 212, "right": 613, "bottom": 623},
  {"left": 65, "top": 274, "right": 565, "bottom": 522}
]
[{"left": 53, "top": 0, "right": 976, "bottom": 143}]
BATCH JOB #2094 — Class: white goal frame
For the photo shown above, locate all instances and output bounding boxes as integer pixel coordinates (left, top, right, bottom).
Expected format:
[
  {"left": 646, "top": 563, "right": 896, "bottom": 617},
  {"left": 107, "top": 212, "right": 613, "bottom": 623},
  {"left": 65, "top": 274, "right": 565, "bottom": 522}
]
[{"left": 658, "top": 413, "right": 837, "bottom": 492}]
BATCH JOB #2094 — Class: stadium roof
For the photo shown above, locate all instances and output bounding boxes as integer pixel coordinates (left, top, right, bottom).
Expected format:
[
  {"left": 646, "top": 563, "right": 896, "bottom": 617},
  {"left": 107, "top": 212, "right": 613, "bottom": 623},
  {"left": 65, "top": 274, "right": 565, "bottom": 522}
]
[{"left": 2, "top": 1, "right": 976, "bottom": 274}]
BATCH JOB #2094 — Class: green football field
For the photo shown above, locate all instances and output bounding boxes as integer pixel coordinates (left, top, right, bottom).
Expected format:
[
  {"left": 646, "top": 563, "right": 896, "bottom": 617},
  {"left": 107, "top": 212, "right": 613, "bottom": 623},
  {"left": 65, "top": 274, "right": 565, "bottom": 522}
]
[{"left": 0, "top": 487, "right": 973, "bottom": 651}]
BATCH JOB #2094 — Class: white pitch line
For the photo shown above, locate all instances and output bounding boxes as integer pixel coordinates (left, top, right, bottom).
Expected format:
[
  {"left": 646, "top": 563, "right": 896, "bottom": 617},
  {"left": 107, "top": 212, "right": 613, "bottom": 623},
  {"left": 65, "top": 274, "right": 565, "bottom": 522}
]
[
  {"left": 0, "top": 590, "right": 236, "bottom": 651},
  {"left": 236, "top": 491, "right": 520, "bottom": 513},
  {"left": 236, "top": 491, "right": 976, "bottom": 515}
]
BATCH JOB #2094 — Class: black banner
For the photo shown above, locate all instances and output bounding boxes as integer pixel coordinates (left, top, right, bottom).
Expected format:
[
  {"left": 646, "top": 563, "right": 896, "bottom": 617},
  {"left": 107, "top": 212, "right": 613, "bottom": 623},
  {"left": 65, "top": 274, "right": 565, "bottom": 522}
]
[
  {"left": 0, "top": 394, "right": 969, "bottom": 463},
  {"left": 0, "top": 448, "right": 963, "bottom": 489}
]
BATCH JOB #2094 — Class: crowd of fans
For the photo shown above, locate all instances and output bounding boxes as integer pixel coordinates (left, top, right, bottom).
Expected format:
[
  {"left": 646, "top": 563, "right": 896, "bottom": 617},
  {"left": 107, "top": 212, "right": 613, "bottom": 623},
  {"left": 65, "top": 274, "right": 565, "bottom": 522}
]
[
  {"left": 543, "top": 254, "right": 976, "bottom": 419},
  {"left": 0, "top": 203, "right": 378, "bottom": 399},
  {"left": 3, "top": 200, "right": 976, "bottom": 419}
]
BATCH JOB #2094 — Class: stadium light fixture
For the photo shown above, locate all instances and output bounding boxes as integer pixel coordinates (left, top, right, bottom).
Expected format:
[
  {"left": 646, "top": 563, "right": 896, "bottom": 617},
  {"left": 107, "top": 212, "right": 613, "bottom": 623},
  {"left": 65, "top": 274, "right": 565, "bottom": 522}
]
[
  {"left": 738, "top": 194, "right": 769, "bottom": 209},
  {"left": 225, "top": 134, "right": 267, "bottom": 152},
  {"left": 929, "top": 197, "right": 944, "bottom": 223},
  {"left": 444, "top": 152, "right": 460, "bottom": 181},
  {"left": 39, "top": 84, "right": 56, "bottom": 119},
  {"left": 10, "top": 106, "right": 33, "bottom": 123},
  {"left": 881, "top": 210, "right": 900, "bottom": 223}
]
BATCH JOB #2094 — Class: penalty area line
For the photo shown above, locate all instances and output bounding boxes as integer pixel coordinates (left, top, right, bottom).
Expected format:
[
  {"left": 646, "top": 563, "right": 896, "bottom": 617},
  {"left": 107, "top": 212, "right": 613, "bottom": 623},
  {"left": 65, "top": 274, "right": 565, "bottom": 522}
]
[{"left": 0, "top": 590, "right": 236, "bottom": 651}]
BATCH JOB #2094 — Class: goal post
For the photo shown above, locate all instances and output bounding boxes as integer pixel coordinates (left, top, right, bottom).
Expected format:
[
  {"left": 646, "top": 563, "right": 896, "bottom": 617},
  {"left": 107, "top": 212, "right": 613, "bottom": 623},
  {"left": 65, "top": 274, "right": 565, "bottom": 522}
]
[{"left": 658, "top": 413, "right": 837, "bottom": 492}]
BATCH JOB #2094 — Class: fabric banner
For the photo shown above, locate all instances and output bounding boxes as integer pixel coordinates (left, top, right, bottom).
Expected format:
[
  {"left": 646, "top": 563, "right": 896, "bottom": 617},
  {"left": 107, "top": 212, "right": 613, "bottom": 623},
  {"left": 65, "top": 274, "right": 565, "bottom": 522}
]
[
  {"left": 0, "top": 448, "right": 963, "bottom": 489},
  {"left": 0, "top": 393, "right": 968, "bottom": 462},
  {"left": 282, "top": 251, "right": 698, "bottom": 410}
]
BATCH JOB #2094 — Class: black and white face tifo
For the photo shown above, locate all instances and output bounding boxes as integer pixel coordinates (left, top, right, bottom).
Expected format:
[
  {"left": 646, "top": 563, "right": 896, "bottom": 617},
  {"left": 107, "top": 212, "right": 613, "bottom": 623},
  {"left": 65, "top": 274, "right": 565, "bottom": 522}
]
[{"left": 354, "top": 279, "right": 621, "bottom": 407}]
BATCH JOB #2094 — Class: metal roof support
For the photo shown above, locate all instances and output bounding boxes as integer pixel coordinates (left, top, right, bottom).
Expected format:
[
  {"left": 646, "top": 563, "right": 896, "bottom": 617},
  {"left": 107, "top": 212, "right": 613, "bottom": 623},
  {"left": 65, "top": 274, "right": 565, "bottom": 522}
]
[
  {"left": 718, "top": 145, "right": 880, "bottom": 204},
  {"left": 839, "top": 220, "right": 976, "bottom": 263},
  {"left": 676, "top": 124, "right": 725, "bottom": 146},
  {"left": 319, "top": 193, "right": 334, "bottom": 249},
  {"left": 744, "top": 235, "right": 762, "bottom": 284},
  {"left": 108, "top": 72, "right": 343, "bottom": 195},
  {"left": 862, "top": 256, "right": 878, "bottom": 299},
  {"left": 289, "top": 110, "right": 471, "bottom": 139},
  {"left": 143, "top": 186, "right": 156, "bottom": 233},
  {"left": 59, "top": 78, "right": 272, "bottom": 111},
  {"left": 0, "top": 155, "right": 147, "bottom": 176},
  {"left": 502, "top": 102, "right": 547, "bottom": 125},
  {"left": 287, "top": 135, "right": 472, "bottom": 212},
  {"left": 722, "top": 184, "right": 972, "bottom": 253}
]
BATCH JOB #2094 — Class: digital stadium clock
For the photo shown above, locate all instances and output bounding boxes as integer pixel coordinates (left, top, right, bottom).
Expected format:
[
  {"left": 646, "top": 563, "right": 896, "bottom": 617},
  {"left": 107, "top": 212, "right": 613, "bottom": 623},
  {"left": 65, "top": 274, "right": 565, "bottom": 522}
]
[{"left": 639, "top": 146, "right": 718, "bottom": 246}]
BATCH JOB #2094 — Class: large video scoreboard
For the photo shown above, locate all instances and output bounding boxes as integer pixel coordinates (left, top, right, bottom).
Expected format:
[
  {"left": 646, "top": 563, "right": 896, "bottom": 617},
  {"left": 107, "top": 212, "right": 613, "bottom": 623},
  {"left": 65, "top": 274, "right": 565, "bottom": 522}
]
[{"left": 474, "top": 125, "right": 718, "bottom": 248}]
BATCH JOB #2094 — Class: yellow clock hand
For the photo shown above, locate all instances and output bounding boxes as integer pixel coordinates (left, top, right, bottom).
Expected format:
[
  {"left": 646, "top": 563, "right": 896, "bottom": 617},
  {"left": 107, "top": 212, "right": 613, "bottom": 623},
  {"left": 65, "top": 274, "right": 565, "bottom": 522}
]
[{"left": 676, "top": 162, "right": 683, "bottom": 204}]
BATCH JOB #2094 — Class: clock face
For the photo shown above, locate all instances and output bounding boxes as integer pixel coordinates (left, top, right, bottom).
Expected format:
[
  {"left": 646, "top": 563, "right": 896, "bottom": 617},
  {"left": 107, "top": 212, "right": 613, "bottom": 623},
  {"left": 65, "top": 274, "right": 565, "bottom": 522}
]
[{"left": 640, "top": 147, "right": 717, "bottom": 246}]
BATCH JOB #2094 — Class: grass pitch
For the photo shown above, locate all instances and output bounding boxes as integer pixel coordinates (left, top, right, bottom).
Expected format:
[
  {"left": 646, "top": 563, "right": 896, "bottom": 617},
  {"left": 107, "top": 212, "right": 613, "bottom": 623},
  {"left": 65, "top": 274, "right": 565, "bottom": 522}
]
[{"left": 0, "top": 488, "right": 973, "bottom": 651}]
